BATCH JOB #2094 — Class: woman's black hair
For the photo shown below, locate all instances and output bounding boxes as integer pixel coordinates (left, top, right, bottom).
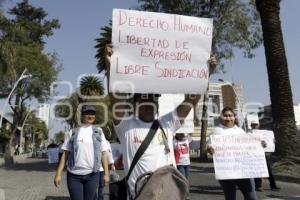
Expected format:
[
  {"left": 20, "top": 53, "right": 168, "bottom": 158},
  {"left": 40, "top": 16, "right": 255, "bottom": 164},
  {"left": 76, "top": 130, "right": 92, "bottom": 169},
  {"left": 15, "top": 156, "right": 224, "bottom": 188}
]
[{"left": 221, "top": 107, "right": 236, "bottom": 116}]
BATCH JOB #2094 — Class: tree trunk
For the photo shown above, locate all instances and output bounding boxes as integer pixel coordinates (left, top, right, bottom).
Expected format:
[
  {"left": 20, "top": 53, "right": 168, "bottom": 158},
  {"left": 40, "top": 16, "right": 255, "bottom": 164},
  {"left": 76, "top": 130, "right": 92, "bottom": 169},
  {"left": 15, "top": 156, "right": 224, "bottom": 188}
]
[
  {"left": 256, "top": 0, "right": 300, "bottom": 157},
  {"left": 4, "top": 135, "right": 14, "bottom": 167},
  {"left": 199, "top": 94, "right": 208, "bottom": 162},
  {"left": 4, "top": 94, "right": 22, "bottom": 166}
]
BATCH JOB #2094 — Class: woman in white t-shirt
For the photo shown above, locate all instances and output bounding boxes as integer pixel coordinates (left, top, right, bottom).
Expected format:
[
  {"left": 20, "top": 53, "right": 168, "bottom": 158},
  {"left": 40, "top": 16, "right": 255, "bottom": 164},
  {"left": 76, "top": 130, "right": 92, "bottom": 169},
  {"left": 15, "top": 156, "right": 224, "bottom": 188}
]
[
  {"left": 54, "top": 105, "right": 109, "bottom": 200},
  {"left": 207, "top": 107, "right": 257, "bottom": 200}
]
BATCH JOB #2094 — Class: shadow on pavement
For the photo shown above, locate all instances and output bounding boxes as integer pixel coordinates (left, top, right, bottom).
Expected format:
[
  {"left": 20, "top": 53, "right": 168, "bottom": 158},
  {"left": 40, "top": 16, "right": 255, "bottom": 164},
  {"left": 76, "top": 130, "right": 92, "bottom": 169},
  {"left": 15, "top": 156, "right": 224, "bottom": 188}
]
[
  {"left": 267, "top": 194, "right": 300, "bottom": 200},
  {"left": 190, "top": 185, "right": 223, "bottom": 195},
  {"left": 45, "top": 197, "right": 70, "bottom": 200},
  {"left": 275, "top": 175, "right": 300, "bottom": 185},
  {"left": 4, "top": 159, "right": 57, "bottom": 172},
  {"left": 190, "top": 165, "right": 215, "bottom": 174}
]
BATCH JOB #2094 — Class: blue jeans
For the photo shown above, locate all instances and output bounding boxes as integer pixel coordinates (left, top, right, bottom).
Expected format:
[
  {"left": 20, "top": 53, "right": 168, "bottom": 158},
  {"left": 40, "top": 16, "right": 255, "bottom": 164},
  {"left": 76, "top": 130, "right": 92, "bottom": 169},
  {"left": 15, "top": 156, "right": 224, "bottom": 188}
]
[
  {"left": 177, "top": 165, "right": 190, "bottom": 179},
  {"left": 67, "top": 171, "right": 100, "bottom": 200},
  {"left": 219, "top": 179, "right": 257, "bottom": 200},
  {"left": 95, "top": 171, "right": 104, "bottom": 200}
]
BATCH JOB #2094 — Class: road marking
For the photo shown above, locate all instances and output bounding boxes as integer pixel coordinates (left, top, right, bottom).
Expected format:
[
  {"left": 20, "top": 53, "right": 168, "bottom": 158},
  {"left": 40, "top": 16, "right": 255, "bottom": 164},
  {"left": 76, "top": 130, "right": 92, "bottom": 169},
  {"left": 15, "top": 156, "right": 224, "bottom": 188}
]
[{"left": 0, "top": 188, "right": 5, "bottom": 200}]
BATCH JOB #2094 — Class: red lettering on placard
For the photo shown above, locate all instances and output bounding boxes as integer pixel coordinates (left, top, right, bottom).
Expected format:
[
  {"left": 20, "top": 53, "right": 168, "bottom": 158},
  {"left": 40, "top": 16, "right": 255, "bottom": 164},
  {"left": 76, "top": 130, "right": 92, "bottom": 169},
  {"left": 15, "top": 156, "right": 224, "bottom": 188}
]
[
  {"left": 119, "top": 10, "right": 127, "bottom": 25},
  {"left": 117, "top": 11, "right": 169, "bottom": 31},
  {"left": 175, "top": 40, "right": 189, "bottom": 49},
  {"left": 141, "top": 48, "right": 192, "bottom": 62},
  {"left": 173, "top": 15, "right": 212, "bottom": 36},
  {"left": 155, "top": 62, "right": 209, "bottom": 79},
  {"left": 115, "top": 58, "right": 150, "bottom": 76},
  {"left": 118, "top": 31, "right": 171, "bottom": 49}
]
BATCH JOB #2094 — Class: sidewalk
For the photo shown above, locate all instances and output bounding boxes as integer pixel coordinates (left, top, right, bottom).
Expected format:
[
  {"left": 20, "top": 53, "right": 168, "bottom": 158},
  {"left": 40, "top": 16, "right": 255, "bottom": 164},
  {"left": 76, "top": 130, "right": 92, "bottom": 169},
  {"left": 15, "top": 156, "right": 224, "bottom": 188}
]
[
  {"left": 0, "top": 153, "right": 32, "bottom": 167},
  {"left": 189, "top": 160, "right": 300, "bottom": 200},
  {"left": 0, "top": 157, "right": 300, "bottom": 200}
]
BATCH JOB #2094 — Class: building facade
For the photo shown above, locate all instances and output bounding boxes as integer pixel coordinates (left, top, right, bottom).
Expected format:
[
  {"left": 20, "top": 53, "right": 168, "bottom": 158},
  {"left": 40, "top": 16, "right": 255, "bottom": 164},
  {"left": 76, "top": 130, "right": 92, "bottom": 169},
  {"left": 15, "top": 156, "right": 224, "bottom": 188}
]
[
  {"left": 193, "top": 82, "right": 245, "bottom": 138},
  {"left": 37, "top": 104, "right": 50, "bottom": 128}
]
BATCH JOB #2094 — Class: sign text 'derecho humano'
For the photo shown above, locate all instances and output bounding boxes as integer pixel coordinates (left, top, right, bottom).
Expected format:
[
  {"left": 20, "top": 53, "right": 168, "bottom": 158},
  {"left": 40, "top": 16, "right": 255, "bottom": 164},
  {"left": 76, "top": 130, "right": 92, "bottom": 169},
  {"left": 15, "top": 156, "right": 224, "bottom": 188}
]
[{"left": 110, "top": 9, "right": 213, "bottom": 94}]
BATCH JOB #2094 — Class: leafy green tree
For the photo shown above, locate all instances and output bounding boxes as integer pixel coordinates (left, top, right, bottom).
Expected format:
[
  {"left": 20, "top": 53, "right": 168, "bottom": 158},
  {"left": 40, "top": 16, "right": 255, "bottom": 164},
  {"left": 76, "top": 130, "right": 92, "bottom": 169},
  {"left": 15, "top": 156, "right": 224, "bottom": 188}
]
[
  {"left": 8, "top": 0, "right": 60, "bottom": 46},
  {"left": 55, "top": 92, "right": 80, "bottom": 129},
  {"left": 0, "top": 127, "right": 10, "bottom": 143},
  {"left": 0, "top": 0, "right": 61, "bottom": 165},
  {"left": 256, "top": 0, "right": 300, "bottom": 157},
  {"left": 54, "top": 131, "right": 64, "bottom": 144}
]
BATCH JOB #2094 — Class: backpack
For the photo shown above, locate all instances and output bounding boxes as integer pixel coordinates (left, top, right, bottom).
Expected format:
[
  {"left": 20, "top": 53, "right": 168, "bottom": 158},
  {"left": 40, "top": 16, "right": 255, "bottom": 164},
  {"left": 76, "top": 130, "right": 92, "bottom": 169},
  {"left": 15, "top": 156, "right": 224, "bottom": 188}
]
[{"left": 134, "top": 165, "right": 189, "bottom": 200}]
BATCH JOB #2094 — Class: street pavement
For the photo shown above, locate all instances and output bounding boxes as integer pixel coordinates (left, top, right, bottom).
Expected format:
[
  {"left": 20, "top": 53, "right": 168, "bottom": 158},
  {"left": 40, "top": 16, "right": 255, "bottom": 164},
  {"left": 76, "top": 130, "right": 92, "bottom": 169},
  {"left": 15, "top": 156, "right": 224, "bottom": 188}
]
[{"left": 0, "top": 157, "right": 300, "bottom": 200}]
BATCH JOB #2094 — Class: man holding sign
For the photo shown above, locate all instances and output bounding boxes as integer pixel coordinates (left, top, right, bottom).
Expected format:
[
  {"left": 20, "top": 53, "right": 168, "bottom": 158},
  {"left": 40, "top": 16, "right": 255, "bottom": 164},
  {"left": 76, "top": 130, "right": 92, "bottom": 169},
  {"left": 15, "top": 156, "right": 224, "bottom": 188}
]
[
  {"left": 106, "top": 43, "right": 216, "bottom": 199},
  {"left": 105, "top": 9, "right": 216, "bottom": 199}
]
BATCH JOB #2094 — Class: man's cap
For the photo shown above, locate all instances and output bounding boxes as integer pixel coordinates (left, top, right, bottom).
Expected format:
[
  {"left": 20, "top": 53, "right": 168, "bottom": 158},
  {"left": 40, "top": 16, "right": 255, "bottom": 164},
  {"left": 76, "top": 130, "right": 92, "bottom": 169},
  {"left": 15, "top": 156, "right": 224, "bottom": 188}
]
[{"left": 82, "top": 105, "right": 96, "bottom": 113}]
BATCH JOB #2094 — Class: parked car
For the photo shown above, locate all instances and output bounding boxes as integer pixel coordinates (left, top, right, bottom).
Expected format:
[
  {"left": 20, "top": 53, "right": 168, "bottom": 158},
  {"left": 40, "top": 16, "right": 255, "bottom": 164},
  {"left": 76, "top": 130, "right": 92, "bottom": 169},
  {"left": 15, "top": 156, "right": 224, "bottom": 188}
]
[{"left": 32, "top": 147, "right": 46, "bottom": 158}]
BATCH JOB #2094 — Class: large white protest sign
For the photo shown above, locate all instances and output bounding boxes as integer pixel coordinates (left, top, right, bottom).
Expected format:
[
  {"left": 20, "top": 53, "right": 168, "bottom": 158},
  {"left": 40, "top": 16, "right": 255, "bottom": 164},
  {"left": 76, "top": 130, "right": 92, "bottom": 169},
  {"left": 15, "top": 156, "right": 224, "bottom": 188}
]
[
  {"left": 110, "top": 9, "right": 213, "bottom": 94},
  {"left": 211, "top": 134, "right": 269, "bottom": 180},
  {"left": 253, "top": 130, "right": 275, "bottom": 152},
  {"left": 159, "top": 94, "right": 194, "bottom": 133}
]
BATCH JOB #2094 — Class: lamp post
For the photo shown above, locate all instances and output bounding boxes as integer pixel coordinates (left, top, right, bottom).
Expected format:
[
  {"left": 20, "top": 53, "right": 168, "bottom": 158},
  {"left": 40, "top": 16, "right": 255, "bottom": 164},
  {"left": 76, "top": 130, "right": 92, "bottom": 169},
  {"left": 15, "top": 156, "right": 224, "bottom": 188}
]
[
  {"left": 19, "top": 109, "right": 35, "bottom": 154},
  {"left": 218, "top": 79, "right": 247, "bottom": 131},
  {"left": 0, "top": 68, "right": 32, "bottom": 128}
]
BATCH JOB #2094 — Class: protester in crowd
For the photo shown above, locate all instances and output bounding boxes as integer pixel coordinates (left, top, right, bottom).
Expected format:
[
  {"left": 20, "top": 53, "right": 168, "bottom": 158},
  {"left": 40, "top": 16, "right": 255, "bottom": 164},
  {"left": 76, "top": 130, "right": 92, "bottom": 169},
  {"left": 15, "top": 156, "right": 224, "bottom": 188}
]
[
  {"left": 250, "top": 122, "right": 281, "bottom": 192},
  {"left": 174, "top": 133, "right": 191, "bottom": 179},
  {"left": 174, "top": 132, "right": 191, "bottom": 200},
  {"left": 95, "top": 139, "right": 115, "bottom": 200},
  {"left": 105, "top": 44, "right": 217, "bottom": 199},
  {"left": 111, "top": 138, "right": 124, "bottom": 170},
  {"left": 54, "top": 105, "right": 109, "bottom": 200},
  {"left": 207, "top": 107, "right": 257, "bottom": 200}
]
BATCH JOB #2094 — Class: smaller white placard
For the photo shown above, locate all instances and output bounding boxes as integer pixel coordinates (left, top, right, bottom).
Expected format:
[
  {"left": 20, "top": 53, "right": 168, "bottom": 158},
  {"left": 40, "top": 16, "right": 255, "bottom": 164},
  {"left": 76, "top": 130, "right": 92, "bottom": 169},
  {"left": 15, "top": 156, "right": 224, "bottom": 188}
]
[
  {"left": 253, "top": 129, "right": 275, "bottom": 152},
  {"left": 211, "top": 134, "right": 269, "bottom": 180}
]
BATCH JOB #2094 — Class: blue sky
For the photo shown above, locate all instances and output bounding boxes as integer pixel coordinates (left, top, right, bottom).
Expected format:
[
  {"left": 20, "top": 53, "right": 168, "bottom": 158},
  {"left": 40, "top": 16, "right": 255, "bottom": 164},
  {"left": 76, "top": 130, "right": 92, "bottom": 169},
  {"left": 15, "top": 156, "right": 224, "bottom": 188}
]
[{"left": 2, "top": 0, "right": 300, "bottom": 136}]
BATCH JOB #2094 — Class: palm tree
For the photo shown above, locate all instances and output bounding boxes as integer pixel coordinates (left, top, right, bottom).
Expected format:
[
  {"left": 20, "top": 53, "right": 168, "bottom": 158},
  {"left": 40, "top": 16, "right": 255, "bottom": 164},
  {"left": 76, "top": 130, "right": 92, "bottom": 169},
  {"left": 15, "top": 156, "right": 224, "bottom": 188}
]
[
  {"left": 256, "top": 0, "right": 300, "bottom": 157},
  {"left": 94, "top": 23, "right": 112, "bottom": 74},
  {"left": 80, "top": 75, "right": 104, "bottom": 96}
]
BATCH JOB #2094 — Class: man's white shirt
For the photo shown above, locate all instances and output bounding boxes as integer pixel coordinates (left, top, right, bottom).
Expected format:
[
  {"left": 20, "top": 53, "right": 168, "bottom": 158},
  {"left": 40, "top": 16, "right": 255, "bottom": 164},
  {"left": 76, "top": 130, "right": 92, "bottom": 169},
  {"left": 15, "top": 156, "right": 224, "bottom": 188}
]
[{"left": 114, "top": 111, "right": 181, "bottom": 197}]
